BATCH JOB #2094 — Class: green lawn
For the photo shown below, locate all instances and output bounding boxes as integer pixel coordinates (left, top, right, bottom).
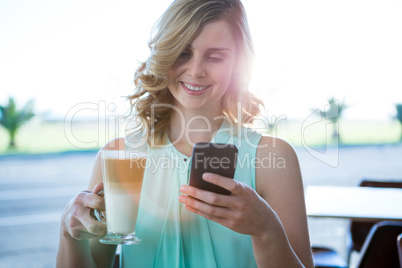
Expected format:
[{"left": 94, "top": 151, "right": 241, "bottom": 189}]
[
  {"left": 0, "top": 121, "right": 105, "bottom": 154},
  {"left": 273, "top": 119, "right": 401, "bottom": 147},
  {"left": 0, "top": 119, "right": 401, "bottom": 154}
]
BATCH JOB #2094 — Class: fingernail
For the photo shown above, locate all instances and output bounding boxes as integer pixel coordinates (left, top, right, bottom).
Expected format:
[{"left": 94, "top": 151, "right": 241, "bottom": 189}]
[
  {"left": 203, "top": 173, "right": 211, "bottom": 180},
  {"left": 180, "top": 185, "right": 187, "bottom": 192}
]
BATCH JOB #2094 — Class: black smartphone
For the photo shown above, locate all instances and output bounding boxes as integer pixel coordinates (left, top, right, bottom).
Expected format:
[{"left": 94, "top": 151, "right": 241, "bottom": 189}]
[{"left": 189, "top": 142, "right": 238, "bottom": 195}]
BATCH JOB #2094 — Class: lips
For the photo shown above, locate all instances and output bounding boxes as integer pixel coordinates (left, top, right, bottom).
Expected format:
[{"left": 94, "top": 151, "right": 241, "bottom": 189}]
[
  {"left": 183, "top": 82, "right": 208, "bottom": 91},
  {"left": 180, "top": 82, "right": 210, "bottom": 95}
]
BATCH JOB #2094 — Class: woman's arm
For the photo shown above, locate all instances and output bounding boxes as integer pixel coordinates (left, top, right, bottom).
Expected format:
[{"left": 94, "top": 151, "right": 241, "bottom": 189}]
[
  {"left": 56, "top": 138, "right": 125, "bottom": 268},
  {"left": 253, "top": 136, "right": 314, "bottom": 267}
]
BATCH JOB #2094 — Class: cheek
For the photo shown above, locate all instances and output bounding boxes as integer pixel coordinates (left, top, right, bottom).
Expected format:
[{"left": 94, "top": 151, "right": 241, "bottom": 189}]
[
  {"left": 215, "top": 59, "right": 236, "bottom": 87},
  {"left": 168, "top": 61, "right": 183, "bottom": 81},
  {"left": 167, "top": 68, "right": 176, "bottom": 82},
  {"left": 215, "top": 68, "right": 234, "bottom": 92}
]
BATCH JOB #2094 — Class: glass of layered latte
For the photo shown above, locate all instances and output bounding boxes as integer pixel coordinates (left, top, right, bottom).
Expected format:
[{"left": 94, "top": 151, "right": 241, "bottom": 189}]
[{"left": 97, "top": 150, "right": 146, "bottom": 245}]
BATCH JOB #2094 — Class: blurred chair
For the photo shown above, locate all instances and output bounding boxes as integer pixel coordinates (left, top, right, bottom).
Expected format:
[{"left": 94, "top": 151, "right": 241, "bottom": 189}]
[
  {"left": 356, "top": 221, "right": 402, "bottom": 268},
  {"left": 113, "top": 252, "right": 120, "bottom": 268},
  {"left": 114, "top": 253, "right": 120, "bottom": 268},
  {"left": 349, "top": 179, "right": 402, "bottom": 262},
  {"left": 397, "top": 234, "right": 402, "bottom": 268},
  {"left": 312, "top": 246, "right": 348, "bottom": 268}
]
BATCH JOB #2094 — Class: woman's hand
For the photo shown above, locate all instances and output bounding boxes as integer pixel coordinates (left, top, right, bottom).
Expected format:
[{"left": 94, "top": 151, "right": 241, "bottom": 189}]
[
  {"left": 61, "top": 182, "right": 107, "bottom": 241},
  {"left": 179, "top": 173, "right": 275, "bottom": 237}
]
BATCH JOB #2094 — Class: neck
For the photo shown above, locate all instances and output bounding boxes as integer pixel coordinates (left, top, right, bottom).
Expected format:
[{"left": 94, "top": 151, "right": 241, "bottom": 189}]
[{"left": 168, "top": 105, "right": 224, "bottom": 154}]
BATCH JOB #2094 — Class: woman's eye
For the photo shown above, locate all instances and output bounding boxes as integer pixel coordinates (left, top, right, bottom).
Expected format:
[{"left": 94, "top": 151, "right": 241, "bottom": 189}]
[
  {"left": 207, "top": 54, "right": 224, "bottom": 63},
  {"left": 209, "top": 57, "right": 223, "bottom": 62},
  {"left": 179, "top": 51, "right": 191, "bottom": 60}
]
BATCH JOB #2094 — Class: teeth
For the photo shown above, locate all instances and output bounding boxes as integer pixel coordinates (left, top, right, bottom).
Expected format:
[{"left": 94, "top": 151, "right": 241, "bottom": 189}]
[{"left": 184, "top": 82, "right": 208, "bottom": 91}]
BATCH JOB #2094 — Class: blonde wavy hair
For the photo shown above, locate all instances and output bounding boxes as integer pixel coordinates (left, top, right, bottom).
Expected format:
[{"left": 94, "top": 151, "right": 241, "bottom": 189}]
[{"left": 127, "top": 0, "right": 263, "bottom": 146}]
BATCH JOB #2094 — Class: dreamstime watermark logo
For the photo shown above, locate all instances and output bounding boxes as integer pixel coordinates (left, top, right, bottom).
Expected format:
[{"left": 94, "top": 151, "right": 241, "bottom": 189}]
[{"left": 64, "top": 100, "right": 340, "bottom": 167}]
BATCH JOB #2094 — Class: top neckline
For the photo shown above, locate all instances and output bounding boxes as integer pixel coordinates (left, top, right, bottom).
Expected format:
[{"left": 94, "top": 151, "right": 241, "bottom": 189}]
[{"left": 166, "top": 118, "right": 229, "bottom": 159}]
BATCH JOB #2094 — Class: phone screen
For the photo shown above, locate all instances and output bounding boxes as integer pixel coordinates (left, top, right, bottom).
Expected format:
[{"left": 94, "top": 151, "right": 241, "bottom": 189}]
[{"left": 189, "top": 143, "right": 238, "bottom": 195}]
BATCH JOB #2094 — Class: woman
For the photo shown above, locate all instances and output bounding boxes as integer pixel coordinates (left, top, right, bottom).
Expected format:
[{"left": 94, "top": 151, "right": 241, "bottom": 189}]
[{"left": 57, "top": 0, "right": 314, "bottom": 267}]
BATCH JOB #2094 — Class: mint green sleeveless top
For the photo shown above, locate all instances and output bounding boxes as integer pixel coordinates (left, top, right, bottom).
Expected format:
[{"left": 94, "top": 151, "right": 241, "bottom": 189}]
[{"left": 123, "top": 120, "right": 262, "bottom": 267}]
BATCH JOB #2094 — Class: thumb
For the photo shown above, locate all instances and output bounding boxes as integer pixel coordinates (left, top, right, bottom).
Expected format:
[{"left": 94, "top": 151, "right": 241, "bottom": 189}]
[{"left": 92, "top": 182, "right": 104, "bottom": 195}]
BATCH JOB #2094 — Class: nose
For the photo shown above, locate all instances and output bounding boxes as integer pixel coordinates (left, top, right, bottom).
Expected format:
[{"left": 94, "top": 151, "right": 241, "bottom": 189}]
[{"left": 186, "top": 56, "right": 206, "bottom": 78}]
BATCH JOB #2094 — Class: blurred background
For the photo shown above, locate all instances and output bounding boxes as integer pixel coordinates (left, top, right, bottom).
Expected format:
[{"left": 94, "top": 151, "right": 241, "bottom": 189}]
[{"left": 1, "top": 0, "right": 402, "bottom": 267}]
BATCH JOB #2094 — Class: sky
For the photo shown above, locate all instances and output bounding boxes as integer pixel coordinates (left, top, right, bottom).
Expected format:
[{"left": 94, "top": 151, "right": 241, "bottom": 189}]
[{"left": 1, "top": 0, "right": 402, "bottom": 121}]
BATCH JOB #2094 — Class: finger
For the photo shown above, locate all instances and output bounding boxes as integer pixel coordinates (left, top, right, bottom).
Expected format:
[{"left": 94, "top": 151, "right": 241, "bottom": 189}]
[
  {"left": 179, "top": 195, "right": 231, "bottom": 218},
  {"left": 202, "top": 173, "right": 239, "bottom": 194},
  {"left": 184, "top": 203, "right": 229, "bottom": 226},
  {"left": 83, "top": 211, "right": 107, "bottom": 235},
  {"left": 85, "top": 182, "right": 105, "bottom": 211},
  {"left": 180, "top": 185, "right": 231, "bottom": 207},
  {"left": 92, "top": 182, "right": 104, "bottom": 195},
  {"left": 79, "top": 191, "right": 105, "bottom": 211}
]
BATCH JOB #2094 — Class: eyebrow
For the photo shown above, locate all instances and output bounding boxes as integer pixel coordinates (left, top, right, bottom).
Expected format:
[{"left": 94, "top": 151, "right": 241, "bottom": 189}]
[
  {"left": 186, "top": 45, "right": 232, "bottom": 52},
  {"left": 207, "top": 48, "right": 232, "bottom": 53}
]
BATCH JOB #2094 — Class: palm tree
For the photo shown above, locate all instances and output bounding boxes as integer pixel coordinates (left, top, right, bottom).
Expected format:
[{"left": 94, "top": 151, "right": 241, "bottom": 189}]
[
  {"left": 395, "top": 104, "right": 402, "bottom": 142},
  {"left": 317, "top": 97, "right": 348, "bottom": 142},
  {"left": 0, "top": 97, "right": 35, "bottom": 149}
]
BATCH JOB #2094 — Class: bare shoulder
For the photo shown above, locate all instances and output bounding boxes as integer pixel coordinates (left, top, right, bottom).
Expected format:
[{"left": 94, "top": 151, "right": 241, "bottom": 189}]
[
  {"left": 255, "top": 136, "right": 302, "bottom": 199},
  {"left": 102, "top": 137, "right": 126, "bottom": 151},
  {"left": 257, "top": 135, "right": 298, "bottom": 162}
]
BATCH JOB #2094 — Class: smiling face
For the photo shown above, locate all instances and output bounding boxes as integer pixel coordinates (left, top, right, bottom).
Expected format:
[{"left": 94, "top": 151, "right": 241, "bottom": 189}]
[{"left": 167, "top": 20, "right": 237, "bottom": 115}]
